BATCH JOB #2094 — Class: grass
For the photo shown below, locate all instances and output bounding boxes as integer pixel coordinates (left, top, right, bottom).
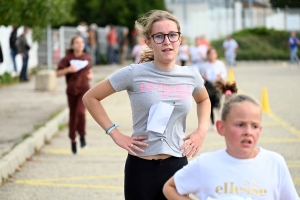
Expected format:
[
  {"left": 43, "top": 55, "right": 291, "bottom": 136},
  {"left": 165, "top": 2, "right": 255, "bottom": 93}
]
[
  {"left": 1, "top": 133, "right": 32, "bottom": 158},
  {"left": 48, "top": 108, "right": 64, "bottom": 120},
  {"left": 0, "top": 65, "right": 43, "bottom": 87}
]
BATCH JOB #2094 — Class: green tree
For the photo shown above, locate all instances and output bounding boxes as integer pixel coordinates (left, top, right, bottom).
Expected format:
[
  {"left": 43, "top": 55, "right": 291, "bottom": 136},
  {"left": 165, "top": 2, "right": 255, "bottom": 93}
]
[
  {"left": 70, "top": 0, "right": 166, "bottom": 30},
  {"left": 270, "top": 0, "right": 300, "bottom": 8},
  {"left": 0, "top": 0, "right": 75, "bottom": 40}
]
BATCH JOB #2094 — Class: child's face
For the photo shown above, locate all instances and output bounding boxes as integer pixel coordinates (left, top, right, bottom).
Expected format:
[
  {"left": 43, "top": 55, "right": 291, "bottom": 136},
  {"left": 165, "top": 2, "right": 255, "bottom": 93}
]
[
  {"left": 216, "top": 101, "right": 262, "bottom": 159},
  {"left": 208, "top": 49, "right": 217, "bottom": 62},
  {"left": 145, "top": 19, "right": 181, "bottom": 65},
  {"left": 72, "top": 37, "right": 85, "bottom": 53}
]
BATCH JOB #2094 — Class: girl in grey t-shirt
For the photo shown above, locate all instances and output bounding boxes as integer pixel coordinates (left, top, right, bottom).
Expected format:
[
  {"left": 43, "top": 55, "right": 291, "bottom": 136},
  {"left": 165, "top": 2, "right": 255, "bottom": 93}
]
[{"left": 83, "top": 10, "right": 211, "bottom": 200}]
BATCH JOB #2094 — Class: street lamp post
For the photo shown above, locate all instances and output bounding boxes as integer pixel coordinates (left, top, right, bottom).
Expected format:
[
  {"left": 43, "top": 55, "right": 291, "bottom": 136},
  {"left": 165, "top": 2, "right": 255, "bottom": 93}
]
[
  {"left": 248, "top": 0, "right": 253, "bottom": 28},
  {"left": 47, "top": 0, "right": 52, "bottom": 70}
]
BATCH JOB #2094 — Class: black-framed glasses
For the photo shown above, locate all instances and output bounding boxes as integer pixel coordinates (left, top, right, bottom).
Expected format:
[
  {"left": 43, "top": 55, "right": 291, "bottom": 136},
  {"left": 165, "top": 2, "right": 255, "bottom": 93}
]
[{"left": 149, "top": 32, "right": 181, "bottom": 44}]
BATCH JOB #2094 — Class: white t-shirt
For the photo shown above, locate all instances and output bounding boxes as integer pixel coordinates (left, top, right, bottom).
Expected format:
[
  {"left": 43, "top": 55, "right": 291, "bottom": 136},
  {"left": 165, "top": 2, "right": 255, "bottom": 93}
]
[
  {"left": 223, "top": 39, "right": 238, "bottom": 56},
  {"left": 197, "top": 45, "right": 207, "bottom": 61},
  {"left": 178, "top": 44, "right": 189, "bottom": 61},
  {"left": 201, "top": 60, "right": 227, "bottom": 82},
  {"left": 174, "top": 148, "right": 299, "bottom": 200},
  {"left": 190, "top": 45, "right": 207, "bottom": 63},
  {"left": 131, "top": 44, "right": 147, "bottom": 64}
]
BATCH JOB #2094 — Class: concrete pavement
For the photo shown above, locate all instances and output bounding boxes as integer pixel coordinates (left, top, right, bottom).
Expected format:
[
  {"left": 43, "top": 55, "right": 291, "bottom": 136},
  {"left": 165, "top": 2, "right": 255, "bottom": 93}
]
[
  {"left": 0, "top": 62, "right": 299, "bottom": 199},
  {"left": 0, "top": 65, "right": 121, "bottom": 184}
]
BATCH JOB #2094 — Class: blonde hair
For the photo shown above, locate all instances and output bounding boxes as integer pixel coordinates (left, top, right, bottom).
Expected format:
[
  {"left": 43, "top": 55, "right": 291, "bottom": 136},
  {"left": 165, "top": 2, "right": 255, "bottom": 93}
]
[{"left": 135, "top": 10, "right": 181, "bottom": 63}]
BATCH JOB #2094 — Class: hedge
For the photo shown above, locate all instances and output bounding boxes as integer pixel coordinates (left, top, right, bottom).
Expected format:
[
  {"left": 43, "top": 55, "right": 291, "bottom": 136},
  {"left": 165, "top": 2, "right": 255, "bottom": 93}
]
[{"left": 211, "top": 27, "right": 299, "bottom": 60}]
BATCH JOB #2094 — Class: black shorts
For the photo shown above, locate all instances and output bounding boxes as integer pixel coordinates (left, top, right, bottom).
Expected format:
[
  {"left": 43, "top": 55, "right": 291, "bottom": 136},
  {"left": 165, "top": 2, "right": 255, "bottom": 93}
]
[{"left": 124, "top": 154, "right": 188, "bottom": 200}]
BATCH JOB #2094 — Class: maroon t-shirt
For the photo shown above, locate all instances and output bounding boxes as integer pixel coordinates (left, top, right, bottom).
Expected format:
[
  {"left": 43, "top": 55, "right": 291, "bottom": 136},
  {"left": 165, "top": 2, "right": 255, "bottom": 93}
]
[{"left": 57, "top": 53, "right": 91, "bottom": 95}]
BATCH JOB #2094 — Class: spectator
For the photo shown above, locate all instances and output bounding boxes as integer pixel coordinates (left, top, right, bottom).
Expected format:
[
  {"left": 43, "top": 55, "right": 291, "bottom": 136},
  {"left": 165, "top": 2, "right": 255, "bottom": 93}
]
[
  {"left": 52, "top": 31, "right": 60, "bottom": 64},
  {"left": 0, "top": 42, "right": 3, "bottom": 63},
  {"left": 76, "top": 22, "right": 89, "bottom": 53},
  {"left": 17, "top": 27, "right": 30, "bottom": 82},
  {"left": 119, "top": 27, "right": 129, "bottom": 65},
  {"left": 106, "top": 24, "right": 119, "bottom": 64},
  {"left": 9, "top": 26, "right": 19, "bottom": 77},
  {"left": 88, "top": 23, "right": 98, "bottom": 65}
]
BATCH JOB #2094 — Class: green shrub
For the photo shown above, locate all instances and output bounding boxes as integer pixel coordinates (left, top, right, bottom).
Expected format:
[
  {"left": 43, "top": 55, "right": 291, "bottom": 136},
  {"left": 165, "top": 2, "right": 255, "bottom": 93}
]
[
  {"left": 211, "top": 28, "right": 299, "bottom": 60},
  {"left": 1, "top": 72, "right": 13, "bottom": 84},
  {"left": 99, "top": 52, "right": 108, "bottom": 65}
]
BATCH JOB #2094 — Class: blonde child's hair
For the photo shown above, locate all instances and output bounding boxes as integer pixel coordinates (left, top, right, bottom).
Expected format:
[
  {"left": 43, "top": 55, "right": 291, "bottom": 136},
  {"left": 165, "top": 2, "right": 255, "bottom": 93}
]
[{"left": 135, "top": 10, "right": 181, "bottom": 63}]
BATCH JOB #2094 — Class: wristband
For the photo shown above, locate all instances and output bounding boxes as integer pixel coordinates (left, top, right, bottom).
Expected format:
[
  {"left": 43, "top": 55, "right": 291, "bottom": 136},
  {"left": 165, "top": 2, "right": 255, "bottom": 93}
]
[{"left": 105, "top": 124, "right": 119, "bottom": 135}]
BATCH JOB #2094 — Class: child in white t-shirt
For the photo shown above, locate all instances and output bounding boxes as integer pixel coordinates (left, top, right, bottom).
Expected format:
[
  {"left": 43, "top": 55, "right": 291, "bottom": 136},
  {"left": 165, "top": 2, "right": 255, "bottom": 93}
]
[
  {"left": 201, "top": 48, "right": 227, "bottom": 131},
  {"left": 178, "top": 38, "right": 189, "bottom": 66},
  {"left": 163, "top": 81, "right": 299, "bottom": 200},
  {"left": 131, "top": 36, "right": 147, "bottom": 64}
]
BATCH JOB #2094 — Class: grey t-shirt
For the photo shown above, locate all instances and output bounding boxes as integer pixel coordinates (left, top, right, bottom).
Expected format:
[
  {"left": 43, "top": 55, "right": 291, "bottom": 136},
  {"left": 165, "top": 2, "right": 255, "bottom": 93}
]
[{"left": 109, "top": 61, "right": 204, "bottom": 157}]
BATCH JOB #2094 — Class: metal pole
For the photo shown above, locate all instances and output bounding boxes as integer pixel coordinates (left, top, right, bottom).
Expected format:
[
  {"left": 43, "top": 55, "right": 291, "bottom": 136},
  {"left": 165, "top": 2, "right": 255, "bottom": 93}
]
[
  {"left": 232, "top": 0, "right": 235, "bottom": 33},
  {"left": 47, "top": 25, "right": 52, "bottom": 70},
  {"left": 248, "top": 0, "right": 253, "bottom": 28},
  {"left": 47, "top": 0, "right": 52, "bottom": 70},
  {"left": 182, "top": 0, "right": 187, "bottom": 35}
]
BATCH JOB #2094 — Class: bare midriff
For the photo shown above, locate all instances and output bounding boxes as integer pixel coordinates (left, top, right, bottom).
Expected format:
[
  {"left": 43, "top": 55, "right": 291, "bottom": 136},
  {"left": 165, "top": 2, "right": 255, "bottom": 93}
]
[{"left": 138, "top": 154, "right": 172, "bottom": 160}]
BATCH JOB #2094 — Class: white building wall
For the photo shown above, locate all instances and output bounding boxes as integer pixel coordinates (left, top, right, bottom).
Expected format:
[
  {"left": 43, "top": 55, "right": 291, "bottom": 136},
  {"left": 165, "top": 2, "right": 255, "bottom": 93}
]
[
  {"left": 0, "top": 26, "right": 38, "bottom": 75},
  {"left": 166, "top": 1, "right": 243, "bottom": 43}
]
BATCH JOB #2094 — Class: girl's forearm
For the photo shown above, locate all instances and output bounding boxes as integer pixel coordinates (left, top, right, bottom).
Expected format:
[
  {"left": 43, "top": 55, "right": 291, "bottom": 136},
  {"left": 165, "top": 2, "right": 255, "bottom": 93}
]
[{"left": 196, "top": 98, "right": 211, "bottom": 132}]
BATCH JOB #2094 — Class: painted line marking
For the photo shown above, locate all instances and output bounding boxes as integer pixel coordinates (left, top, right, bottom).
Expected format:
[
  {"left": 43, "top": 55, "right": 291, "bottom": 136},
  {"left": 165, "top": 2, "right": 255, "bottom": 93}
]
[
  {"left": 15, "top": 174, "right": 124, "bottom": 190},
  {"left": 16, "top": 174, "right": 124, "bottom": 183},
  {"left": 14, "top": 182, "right": 123, "bottom": 190},
  {"left": 266, "top": 112, "right": 300, "bottom": 138}
]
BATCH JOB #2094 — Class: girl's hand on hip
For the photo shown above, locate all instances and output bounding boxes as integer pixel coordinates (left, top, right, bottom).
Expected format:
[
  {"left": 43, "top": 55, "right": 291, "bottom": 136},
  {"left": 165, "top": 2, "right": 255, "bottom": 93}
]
[
  {"left": 110, "top": 131, "right": 148, "bottom": 156},
  {"left": 180, "top": 129, "right": 207, "bottom": 158}
]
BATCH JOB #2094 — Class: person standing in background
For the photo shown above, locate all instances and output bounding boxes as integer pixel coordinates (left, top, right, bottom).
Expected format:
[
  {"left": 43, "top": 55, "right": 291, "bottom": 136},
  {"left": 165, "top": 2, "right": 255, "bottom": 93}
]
[
  {"left": 199, "top": 35, "right": 210, "bottom": 49},
  {"left": 223, "top": 35, "right": 238, "bottom": 67},
  {"left": 9, "top": 26, "right": 19, "bottom": 77},
  {"left": 106, "top": 24, "right": 119, "bottom": 64},
  {"left": 190, "top": 36, "right": 207, "bottom": 72},
  {"left": 76, "top": 22, "right": 89, "bottom": 53},
  {"left": 17, "top": 27, "right": 30, "bottom": 82},
  {"left": 288, "top": 31, "right": 300, "bottom": 67},
  {"left": 119, "top": 27, "right": 129, "bottom": 65},
  {"left": 56, "top": 36, "right": 94, "bottom": 154},
  {"left": 178, "top": 38, "right": 189, "bottom": 66},
  {"left": 52, "top": 31, "right": 60, "bottom": 64},
  {"left": 131, "top": 35, "right": 147, "bottom": 64},
  {"left": 88, "top": 23, "right": 98, "bottom": 65}
]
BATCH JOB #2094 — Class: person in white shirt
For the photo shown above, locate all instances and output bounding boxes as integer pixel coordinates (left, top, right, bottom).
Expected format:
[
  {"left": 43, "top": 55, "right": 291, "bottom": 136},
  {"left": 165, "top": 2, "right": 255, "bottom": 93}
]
[
  {"left": 223, "top": 35, "right": 238, "bottom": 67},
  {"left": 131, "top": 35, "right": 147, "bottom": 64},
  {"left": 163, "top": 80, "right": 299, "bottom": 200},
  {"left": 201, "top": 48, "right": 227, "bottom": 130},
  {"left": 190, "top": 37, "right": 207, "bottom": 71},
  {"left": 178, "top": 38, "right": 189, "bottom": 66}
]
